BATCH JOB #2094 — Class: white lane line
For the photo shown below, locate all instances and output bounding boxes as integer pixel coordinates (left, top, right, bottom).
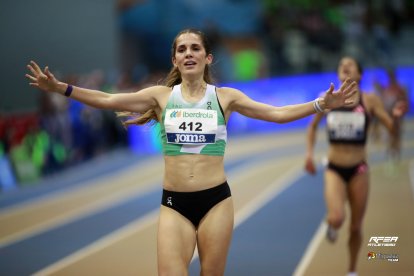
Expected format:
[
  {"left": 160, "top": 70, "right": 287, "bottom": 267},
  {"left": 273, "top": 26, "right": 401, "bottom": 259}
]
[
  {"left": 292, "top": 221, "right": 327, "bottom": 276},
  {"left": 32, "top": 210, "right": 159, "bottom": 276}
]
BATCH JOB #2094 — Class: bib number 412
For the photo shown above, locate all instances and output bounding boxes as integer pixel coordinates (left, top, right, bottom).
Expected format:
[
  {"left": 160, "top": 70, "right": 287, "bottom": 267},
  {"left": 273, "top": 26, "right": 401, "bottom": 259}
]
[{"left": 179, "top": 122, "right": 202, "bottom": 132}]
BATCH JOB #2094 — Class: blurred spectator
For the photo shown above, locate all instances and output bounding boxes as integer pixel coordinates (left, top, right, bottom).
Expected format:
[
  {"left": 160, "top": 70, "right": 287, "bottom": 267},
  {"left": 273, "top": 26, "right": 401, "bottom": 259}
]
[
  {"left": 38, "top": 87, "right": 71, "bottom": 174},
  {"left": 0, "top": 135, "right": 17, "bottom": 192},
  {"left": 1, "top": 68, "right": 128, "bottom": 190},
  {"left": 111, "top": 0, "right": 414, "bottom": 81}
]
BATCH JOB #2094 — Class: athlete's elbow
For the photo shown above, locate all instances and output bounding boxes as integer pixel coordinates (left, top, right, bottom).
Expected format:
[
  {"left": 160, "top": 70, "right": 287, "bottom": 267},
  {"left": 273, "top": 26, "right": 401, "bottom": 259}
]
[
  {"left": 277, "top": 119, "right": 290, "bottom": 124},
  {"left": 92, "top": 98, "right": 109, "bottom": 109},
  {"left": 275, "top": 113, "right": 298, "bottom": 123},
  {"left": 87, "top": 97, "right": 117, "bottom": 111},
  {"left": 268, "top": 111, "right": 290, "bottom": 124},
  {"left": 273, "top": 117, "right": 292, "bottom": 124},
  {"left": 101, "top": 95, "right": 126, "bottom": 110}
]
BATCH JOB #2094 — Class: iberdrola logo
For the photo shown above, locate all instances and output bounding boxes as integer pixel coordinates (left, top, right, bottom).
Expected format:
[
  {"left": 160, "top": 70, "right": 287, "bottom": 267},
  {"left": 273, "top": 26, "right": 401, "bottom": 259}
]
[
  {"left": 169, "top": 110, "right": 213, "bottom": 119},
  {"left": 170, "top": 110, "right": 182, "bottom": 118}
]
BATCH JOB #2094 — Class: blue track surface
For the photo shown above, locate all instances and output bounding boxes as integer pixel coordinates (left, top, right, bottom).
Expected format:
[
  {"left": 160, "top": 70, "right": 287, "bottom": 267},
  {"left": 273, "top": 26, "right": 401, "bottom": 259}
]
[{"left": 1, "top": 133, "right": 413, "bottom": 275}]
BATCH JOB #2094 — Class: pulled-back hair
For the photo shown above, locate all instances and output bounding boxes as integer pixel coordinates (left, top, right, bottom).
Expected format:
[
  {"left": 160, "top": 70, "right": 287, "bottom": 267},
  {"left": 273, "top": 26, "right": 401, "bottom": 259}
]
[{"left": 119, "top": 28, "right": 214, "bottom": 127}]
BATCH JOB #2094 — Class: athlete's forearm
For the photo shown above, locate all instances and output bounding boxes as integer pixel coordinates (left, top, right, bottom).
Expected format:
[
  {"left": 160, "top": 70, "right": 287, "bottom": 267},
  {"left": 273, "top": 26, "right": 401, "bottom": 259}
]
[
  {"left": 273, "top": 100, "right": 324, "bottom": 123},
  {"left": 55, "top": 82, "right": 115, "bottom": 109}
]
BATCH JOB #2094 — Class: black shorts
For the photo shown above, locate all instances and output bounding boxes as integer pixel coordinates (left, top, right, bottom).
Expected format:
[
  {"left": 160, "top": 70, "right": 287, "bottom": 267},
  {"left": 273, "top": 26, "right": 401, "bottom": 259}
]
[
  {"left": 327, "top": 161, "right": 368, "bottom": 184},
  {"left": 161, "top": 181, "right": 231, "bottom": 228}
]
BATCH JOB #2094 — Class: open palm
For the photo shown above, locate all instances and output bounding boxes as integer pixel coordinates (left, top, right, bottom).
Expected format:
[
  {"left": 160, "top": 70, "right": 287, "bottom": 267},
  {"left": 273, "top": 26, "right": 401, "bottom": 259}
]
[
  {"left": 323, "top": 78, "right": 357, "bottom": 110},
  {"left": 25, "top": 61, "right": 60, "bottom": 93}
]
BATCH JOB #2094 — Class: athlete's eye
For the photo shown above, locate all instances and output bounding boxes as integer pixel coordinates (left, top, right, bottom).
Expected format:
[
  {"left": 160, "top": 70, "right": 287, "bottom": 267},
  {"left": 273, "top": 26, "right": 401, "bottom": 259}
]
[{"left": 177, "top": 47, "right": 186, "bottom": 53}]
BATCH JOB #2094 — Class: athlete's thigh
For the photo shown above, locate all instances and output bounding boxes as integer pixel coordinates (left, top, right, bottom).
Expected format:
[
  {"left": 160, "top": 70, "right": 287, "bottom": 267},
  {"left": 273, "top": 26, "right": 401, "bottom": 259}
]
[
  {"left": 325, "top": 169, "right": 347, "bottom": 218},
  {"left": 347, "top": 171, "right": 369, "bottom": 228},
  {"left": 196, "top": 197, "right": 234, "bottom": 273},
  {"left": 157, "top": 206, "right": 197, "bottom": 274}
]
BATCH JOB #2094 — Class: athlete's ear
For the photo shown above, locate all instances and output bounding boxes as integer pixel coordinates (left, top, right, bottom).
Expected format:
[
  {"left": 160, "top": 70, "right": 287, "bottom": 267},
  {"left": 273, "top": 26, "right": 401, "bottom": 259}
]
[
  {"left": 206, "top": 54, "right": 213, "bottom": 65},
  {"left": 172, "top": 57, "right": 177, "bottom": 67}
]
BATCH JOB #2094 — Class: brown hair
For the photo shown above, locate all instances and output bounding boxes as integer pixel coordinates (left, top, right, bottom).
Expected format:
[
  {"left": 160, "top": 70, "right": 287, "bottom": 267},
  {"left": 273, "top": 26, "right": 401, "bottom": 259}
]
[{"left": 119, "top": 28, "right": 214, "bottom": 127}]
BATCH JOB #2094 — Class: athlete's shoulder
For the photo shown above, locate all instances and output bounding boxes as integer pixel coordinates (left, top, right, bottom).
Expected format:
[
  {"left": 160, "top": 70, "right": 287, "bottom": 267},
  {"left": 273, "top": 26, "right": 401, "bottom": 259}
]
[
  {"left": 150, "top": 85, "right": 173, "bottom": 93},
  {"left": 138, "top": 85, "right": 172, "bottom": 100},
  {"left": 361, "top": 92, "right": 383, "bottom": 115},
  {"left": 216, "top": 86, "right": 244, "bottom": 98},
  {"left": 216, "top": 86, "right": 241, "bottom": 93},
  {"left": 135, "top": 85, "right": 171, "bottom": 94}
]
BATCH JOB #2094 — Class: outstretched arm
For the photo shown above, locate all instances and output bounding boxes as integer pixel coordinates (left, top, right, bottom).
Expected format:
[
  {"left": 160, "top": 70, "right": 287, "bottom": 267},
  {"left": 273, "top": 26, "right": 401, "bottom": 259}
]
[
  {"left": 25, "top": 61, "right": 162, "bottom": 113},
  {"left": 227, "top": 79, "right": 357, "bottom": 123}
]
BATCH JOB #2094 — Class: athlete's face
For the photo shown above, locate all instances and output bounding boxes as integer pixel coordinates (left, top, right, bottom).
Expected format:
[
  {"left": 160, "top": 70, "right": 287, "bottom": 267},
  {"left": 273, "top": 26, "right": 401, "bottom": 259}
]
[
  {"left": 337, "top": 57, "right": 361, "bottom": 83},
  {"left": 172, "top": 33, "right": 213, "bottom": 78}
]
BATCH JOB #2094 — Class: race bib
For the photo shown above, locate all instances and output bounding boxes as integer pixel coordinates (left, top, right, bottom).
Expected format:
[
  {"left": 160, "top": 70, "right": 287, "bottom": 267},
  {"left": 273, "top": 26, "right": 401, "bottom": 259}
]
[
  {"left": 164, "top": 109, "right": 218, "bottom": 144},
  {"left": 327, "top": 112, "right": 365, "bottom": 140}
]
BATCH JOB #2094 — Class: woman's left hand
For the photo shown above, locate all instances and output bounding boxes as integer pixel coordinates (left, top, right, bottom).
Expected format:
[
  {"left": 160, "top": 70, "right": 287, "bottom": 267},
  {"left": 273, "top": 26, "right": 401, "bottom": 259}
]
[{"left": 321, "top": 78, "right": 357, "bottom": 110}]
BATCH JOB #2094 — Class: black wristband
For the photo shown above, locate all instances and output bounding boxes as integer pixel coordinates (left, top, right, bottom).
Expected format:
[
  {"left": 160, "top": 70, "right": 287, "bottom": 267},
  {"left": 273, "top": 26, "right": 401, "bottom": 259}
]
[{"left": 64, "top": 84, "right": 73, "bottom": 97}]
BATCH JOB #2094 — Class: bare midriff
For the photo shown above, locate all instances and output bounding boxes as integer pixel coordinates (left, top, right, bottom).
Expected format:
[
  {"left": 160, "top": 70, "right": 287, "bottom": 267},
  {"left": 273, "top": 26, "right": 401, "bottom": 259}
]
[
  {"left": 327, "top": 143, "right": 367, "bottom": 167},
  {"left": 163, "top": 155, "right": 226, "bottom": 192}
]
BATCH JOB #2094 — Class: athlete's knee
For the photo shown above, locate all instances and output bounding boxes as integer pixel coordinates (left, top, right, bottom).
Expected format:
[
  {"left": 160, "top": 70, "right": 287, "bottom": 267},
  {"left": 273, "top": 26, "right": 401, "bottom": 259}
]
[
  {"left": 349, "top": 223, "right": 363, "bottom": 235},
  {"left": 199, "top": 256, "right": 226, "bottom": 276},
  {"left": 158, "top": 265, "right": 188, "bottom": 276},
  {"left": 158, "top": 259, "right": 188, "bottom": 276},
  {"left": 200, "top": 265, "right": 225, "bottom": 276}
]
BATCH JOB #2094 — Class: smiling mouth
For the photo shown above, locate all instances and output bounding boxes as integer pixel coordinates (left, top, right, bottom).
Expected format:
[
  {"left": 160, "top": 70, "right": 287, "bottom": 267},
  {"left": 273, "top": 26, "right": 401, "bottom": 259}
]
[{"left": 184, "top": 61, "right": 196, "bottom": 66}]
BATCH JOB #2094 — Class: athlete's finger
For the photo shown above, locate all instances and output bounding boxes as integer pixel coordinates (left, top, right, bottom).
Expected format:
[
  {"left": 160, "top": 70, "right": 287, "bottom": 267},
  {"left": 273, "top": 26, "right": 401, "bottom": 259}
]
[
  {"left": 340, "top": 78, "right": 352, "bottom": 93},
  {"left": 343, "top": 82, "right": 357, "bottom": 97},
  {"left": 27, "top": 64, "right": 38, "bottom": 77},
  {"left": 25, "top": 74, "right": 37, "bottom": 82},
  {"left": 30, "top": 60, "right": 42, "bottom": 73},
  {"left": 344, "top": 99, "right": 355, "bottom": 105},
  {"left": 44, "top": 66, "right": 55, "bottom": 80},
  {"left": 326, "top": 83, "right": 334, "bottom": 95}
]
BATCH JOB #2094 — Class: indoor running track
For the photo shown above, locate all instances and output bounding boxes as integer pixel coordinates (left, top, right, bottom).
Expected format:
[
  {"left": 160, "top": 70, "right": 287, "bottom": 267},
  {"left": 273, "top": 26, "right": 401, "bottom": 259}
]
[{"left": 1, "top": 120, "right": 413, "bottom": 276}]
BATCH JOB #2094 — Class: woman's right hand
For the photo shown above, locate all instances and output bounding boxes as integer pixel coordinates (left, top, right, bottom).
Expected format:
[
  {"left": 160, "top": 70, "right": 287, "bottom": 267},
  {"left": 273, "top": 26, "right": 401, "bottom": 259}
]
[
  {"left": 25, "top": 61, "right": 61, "bottom": 93},
  {"left": 305, "top": 156, "right": 317, "bottom": 175}
]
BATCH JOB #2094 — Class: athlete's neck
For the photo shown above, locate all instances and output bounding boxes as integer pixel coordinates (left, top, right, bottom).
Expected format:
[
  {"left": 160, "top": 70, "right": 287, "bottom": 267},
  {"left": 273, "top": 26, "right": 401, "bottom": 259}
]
[{"left": 181, "top": 79, "right": 207, "bottom": 99}]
